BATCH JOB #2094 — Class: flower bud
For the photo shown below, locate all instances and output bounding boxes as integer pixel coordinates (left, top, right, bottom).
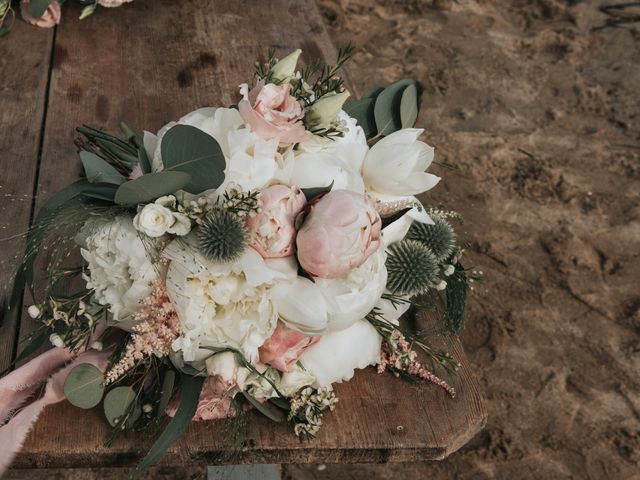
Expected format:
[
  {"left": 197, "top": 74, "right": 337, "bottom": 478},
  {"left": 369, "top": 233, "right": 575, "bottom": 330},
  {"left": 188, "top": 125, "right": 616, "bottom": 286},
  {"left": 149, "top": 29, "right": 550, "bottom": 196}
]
[
  {"left": 306, "top": 91, "right": 350, "bottom": 126},
  {"left": 271, "top": 49, "right": 302, "bottom": 83},
  {"left": 49, "top": 333, "right": 64, "bottom": 348},
  {"left": 435, "top": 280, "right": 447, "bottom": 291},
  {"left": 27, "top": 305, "right": 41, "bottom": 319},
  {"left": 91, "top": 341, "right": 103, "bottom": 351}
]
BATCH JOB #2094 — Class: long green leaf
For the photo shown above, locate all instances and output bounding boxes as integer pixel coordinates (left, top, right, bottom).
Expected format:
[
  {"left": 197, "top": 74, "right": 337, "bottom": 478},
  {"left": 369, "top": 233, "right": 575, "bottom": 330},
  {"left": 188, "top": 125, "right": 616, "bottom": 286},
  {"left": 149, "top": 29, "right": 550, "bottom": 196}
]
[
  {"left": 128, "top": 375, "right": 204, "bottom": 479},
  {"left": 161, "top": 125, "right": 226, "bottom": 194},
  {"left": 241, "top": 391, "right": 286, "bottom": 422},
  {"left": 445, "top": 265, "right": 468, "bottom": 334},
  {"left": 80, "top": 151, "right": 126, "bottom": 185},
  {"left": 114, "top": 171, "right": 191, "bottom": 206}
]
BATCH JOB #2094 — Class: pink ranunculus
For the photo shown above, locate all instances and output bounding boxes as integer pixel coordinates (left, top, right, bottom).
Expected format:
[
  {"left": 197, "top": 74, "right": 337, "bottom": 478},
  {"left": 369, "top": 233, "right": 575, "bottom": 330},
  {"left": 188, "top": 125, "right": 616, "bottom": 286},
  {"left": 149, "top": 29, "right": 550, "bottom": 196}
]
[
  {"left": 165, "top": 376, "right": 236, "bottom": 421},
  {"left": 238, "top": 81, "right": 308, "bottom": 145},
  {"left": 246, "top": 184, "right": 307, "bottom": 258},
  {"left": 259, "top": 322, "right": 319, "bottom": 372},
  {"left": 296, "top": 190, "right": 382, "bottom": 279},
  {"left": 20, "top": 0, "right": 61, "bottom": 28}
]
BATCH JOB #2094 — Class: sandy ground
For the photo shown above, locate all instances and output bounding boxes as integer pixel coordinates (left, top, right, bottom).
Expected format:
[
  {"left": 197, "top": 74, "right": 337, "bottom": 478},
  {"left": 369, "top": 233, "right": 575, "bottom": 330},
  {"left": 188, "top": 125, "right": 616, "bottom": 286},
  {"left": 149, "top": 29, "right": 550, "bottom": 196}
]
[
  {"left": 287, "top": 0, "right": 640, "bottom": 479},
  {"left": 7, "top": 1, "right": 640, "bottom": 479}
]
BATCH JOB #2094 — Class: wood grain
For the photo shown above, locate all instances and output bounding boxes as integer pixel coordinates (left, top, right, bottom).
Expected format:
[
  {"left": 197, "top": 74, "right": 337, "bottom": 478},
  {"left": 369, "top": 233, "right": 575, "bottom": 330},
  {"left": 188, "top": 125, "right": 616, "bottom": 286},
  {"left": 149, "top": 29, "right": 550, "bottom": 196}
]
[
  {"left": 8, "top": 0, "right": 486, "bottom": 468},
  {"left": 0, "top": 20, "right": 54, "bottom": 371}
]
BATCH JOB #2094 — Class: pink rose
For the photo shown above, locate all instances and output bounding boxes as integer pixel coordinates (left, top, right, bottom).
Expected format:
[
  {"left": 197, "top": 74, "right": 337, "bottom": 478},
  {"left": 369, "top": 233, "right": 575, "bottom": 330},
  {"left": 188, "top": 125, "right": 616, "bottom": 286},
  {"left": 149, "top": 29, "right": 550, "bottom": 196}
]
[
  {"left": 296, "top": 190, "right": 382, "bottom": 279},
  {"left": 165, "top": 376, "right": 236, "bottom": 421},
  {"left": 246, "top": 184, "right": 307, "bottom": 258},
  {"left": 238, "top": 81, "right": 308, "bottom": 145},
  {"left": 20, "top": 0, "right": 61, "bottom": 28},
  {"left": 259, "top": 322, "right": 319, "bottom": 372}
]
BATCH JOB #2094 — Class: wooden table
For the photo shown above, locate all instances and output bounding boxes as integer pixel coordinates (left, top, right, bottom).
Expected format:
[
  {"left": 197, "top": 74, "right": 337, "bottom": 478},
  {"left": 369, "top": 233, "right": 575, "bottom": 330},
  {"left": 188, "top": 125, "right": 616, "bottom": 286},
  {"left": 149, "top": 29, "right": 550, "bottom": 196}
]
[{"left": 0, "top": 0, "right": 486, "bottom": 470}]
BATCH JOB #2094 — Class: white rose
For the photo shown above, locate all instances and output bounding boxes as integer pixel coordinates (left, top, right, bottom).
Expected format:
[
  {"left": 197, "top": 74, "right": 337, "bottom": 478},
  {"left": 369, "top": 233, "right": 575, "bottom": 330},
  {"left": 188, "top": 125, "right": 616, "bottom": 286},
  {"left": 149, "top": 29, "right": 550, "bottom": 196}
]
[
  {"left": 362, "top": 128, "right": 440, "bottom": 197},
  {"left": 314, "top": 249, "right": 387, "bottom": 332},
  {"left": 300, "top": 319, "right": 382, "bottom": 387},
  {"left": 133, "top": 196, "right": 191, "bottom": 238},
  {"left": 77, "top": 216, "right": 158, "bottom": 326}
]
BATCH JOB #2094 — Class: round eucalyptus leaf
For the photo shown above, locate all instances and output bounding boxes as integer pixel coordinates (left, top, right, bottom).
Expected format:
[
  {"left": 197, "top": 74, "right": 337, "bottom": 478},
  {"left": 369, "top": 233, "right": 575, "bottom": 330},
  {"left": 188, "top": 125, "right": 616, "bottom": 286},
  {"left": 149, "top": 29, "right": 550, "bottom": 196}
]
[
  {"left": 399, "top": 83, "right": 419, "bottom": 128},
  {"left": 104, "top": 386, "right": 139, "bottom": 427},
  {"left": 374, "top": 79, "right": 416, "bottom": 136},
  {"left": 161, "top": 124, "right": 226, "bottom": 194},
  {"left": 63, "top": 363, "right": 105, "bottom": 409}
]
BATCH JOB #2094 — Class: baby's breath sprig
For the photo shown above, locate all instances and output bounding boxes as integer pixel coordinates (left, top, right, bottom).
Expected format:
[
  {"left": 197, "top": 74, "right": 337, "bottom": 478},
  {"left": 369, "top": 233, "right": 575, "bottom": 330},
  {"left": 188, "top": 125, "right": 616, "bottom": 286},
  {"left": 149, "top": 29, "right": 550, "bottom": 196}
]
[{"left": 288, "top": 386, "right": 338, "bottom": 440}]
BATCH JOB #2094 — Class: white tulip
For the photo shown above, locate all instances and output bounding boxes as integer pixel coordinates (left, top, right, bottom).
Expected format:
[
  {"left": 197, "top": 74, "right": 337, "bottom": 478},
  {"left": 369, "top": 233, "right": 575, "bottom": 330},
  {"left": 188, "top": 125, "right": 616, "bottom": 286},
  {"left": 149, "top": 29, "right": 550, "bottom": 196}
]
[
  {"left": 362, "top": 128, "right": 440, "bottom": 197},
  {"left": 290, "top": 151, "right": 365, "bottom": 194}
]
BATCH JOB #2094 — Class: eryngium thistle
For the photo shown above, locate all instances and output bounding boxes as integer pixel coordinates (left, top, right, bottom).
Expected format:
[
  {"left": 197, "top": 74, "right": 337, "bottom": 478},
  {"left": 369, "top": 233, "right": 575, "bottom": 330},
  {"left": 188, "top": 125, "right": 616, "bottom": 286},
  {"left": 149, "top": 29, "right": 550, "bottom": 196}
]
[
  {"left": 406, "top": 217, "right": 456, "bottom": 262},
  {"left": 197, "top": 208, "right": 247, "bottom": 262},
  {"left": 386, "top": 240, "right": 439, "bottom": 296}
]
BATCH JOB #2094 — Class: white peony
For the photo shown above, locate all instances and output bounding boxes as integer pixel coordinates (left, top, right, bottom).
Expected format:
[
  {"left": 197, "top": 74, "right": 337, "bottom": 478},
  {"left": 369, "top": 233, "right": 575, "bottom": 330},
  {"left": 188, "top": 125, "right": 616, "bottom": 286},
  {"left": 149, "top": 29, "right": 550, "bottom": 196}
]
[
  {"left": 164, "top": 238, "right": 296, "bottom": 363},
  {"left": 314, "top": 248, "right": 387, "bottom": 332},
  {"left": 77, "top": 216, "right": 158, "bottom": 326},
  {"left": 362, "top": 128, "right": 440, "bottom": 197},
  {"left": 270, "top": 276, "right": 329, "bottom": 334},
  {"left": 300, "top": 319, "right": 382, "bottom": 387},
  {"left": 133, "top": 196, "right": 191, "bottom": 238}
]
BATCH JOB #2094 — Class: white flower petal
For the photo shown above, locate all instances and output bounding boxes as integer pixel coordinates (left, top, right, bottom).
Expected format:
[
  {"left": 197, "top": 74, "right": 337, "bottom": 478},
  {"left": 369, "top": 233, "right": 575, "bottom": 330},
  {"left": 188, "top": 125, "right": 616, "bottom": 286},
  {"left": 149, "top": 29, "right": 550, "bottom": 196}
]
[{"left": 300, "top": 319, "right": 382, "bottom": 387}]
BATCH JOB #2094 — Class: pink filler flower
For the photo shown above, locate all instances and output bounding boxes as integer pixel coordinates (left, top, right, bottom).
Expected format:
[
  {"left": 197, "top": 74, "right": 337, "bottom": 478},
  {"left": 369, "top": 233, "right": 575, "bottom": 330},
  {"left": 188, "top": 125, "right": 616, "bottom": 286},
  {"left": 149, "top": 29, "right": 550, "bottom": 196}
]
[
  {"left": 238, "top": 81, "right": 308, "bottom": 145},
  {"left": 259, "top": 323, "right": 319, "bottom": 372},
  {"left": 296, "top": 190, "right": 382, "bottom": 279},
  {"left": 246, "top": 184, "right": 307, "bottom": 258},
  {"left": 166, "top": 376, "right": 236, "bottom": 421},
  {"left": 20, "top": 0, "right": 61, "bottom": 28}
]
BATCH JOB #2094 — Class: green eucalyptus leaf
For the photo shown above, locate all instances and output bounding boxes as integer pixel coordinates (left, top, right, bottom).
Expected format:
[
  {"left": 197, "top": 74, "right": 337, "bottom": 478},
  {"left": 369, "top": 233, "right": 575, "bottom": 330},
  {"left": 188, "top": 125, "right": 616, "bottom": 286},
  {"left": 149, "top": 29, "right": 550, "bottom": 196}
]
[
  {"left": 128, "top": 375, "right": 204, "bottom": 479},
  {"left": 363, "top": 86, "right": 384, "bottom": 99},
  {"left": 161, "top": 124, "right": 226, "bottom": 194},
  {"left": 301, "top": 181, "right": 334, "bottom": 202},
  {"left": 156, "top": 369, "right": 176, "bottom": 419},
  {"left": 114, "top": 170, "right": 191, "bottom": 206},
  {"left": 343, "top": 98, "right": 376, "bottom": 138},
  {"left": 104, "top": 386, "right": 138, "bottom": 427},
  {"left": 28, "top": 0, "right": 54, "bottom": 18},
  {"left": 399, "top": 83, "right": 419, "bottom": 128},
  {"left": 80, "top": 152, "right": 126, "bottom": 185},
  {"left": 374, "top": 79, "right": 416, "bottom": 136},
  {"left": 63, "top": 363, "right": 105, "bottom": 409},
  {"left": 81, "top": 183, "right": 119, "bottom": 202}
]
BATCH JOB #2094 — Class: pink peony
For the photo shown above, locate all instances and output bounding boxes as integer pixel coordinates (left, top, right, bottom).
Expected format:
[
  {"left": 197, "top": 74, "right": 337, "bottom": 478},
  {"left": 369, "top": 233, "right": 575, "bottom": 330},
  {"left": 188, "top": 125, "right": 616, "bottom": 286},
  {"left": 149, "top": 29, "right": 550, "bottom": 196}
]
[
  {"left": 246, "top": 184, "right": 307, "bottom": 258},
  {"left": 20, "top": 0, "right": 61, "bottom": 28},
  {"left": 296, "top": 190, "right": 382, "bottom": 279},
  {"left": 238, "top": 81, "right": 308, "bottom": 145},
  {"left": 259, "top": 322, "right": 320, "bottom": 372},
  {"left": 166, "top": 376, "right": 236, "bottom": 421}
]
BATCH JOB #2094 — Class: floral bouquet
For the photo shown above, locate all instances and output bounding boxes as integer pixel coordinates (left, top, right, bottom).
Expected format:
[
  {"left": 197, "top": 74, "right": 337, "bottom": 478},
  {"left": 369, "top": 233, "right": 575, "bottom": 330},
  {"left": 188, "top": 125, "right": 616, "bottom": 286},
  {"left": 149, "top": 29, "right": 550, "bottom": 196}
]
[
  {"left": 0, "top": 0, "right": 132, "bottom": 34},
  {"left": 0, "top": 46, "right": 474, "bottom": 476}
]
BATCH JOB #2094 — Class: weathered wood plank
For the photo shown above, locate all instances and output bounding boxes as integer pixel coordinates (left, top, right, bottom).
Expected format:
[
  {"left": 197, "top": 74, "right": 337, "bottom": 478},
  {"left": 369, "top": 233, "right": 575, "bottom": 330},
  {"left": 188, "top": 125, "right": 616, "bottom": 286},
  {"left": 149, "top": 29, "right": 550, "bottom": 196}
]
[
  {"left": 13, "top": 0, "right": 486, "bottom": 468},
  {"left": 0, "top": 21, "right": 54, "bottom": 371}
]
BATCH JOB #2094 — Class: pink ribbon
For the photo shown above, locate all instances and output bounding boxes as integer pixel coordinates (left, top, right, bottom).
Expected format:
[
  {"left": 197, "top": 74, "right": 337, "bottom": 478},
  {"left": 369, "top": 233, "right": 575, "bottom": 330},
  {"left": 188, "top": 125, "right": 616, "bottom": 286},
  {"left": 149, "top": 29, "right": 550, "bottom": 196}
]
[{"left": 0, "top": 348, "right": 110, "bottom": 475}]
